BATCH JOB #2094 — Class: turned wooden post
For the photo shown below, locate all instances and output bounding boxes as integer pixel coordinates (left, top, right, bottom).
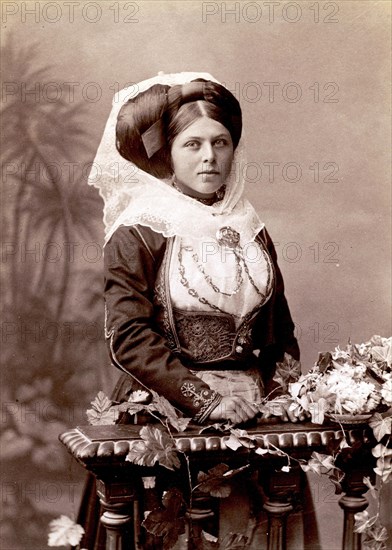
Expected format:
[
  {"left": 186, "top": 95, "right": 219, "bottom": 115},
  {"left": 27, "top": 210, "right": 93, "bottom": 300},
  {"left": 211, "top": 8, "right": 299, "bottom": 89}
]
[
  {"left": 338, "top": 469, "right": 372, "bottom": 550},
  {"left": 338, "top": 494, "right": 368, "bottom": 550},
  {"left": 96, "top": 477, "right": 137, "bottom": 550},
  {"left": 99, "top": 505, "right": 133, "bottom": 550},
  {"left": 264, "top": 498, "right": 293, "bottom": 550},
  {"left": 337, "top": 437, "right": 376, "bottom": 550},
  {"left": 259, "top": 459, "right": 300, "bottom": 550},
  {"left": 59, "top": 421, "right": 373, "bottom": 550}
]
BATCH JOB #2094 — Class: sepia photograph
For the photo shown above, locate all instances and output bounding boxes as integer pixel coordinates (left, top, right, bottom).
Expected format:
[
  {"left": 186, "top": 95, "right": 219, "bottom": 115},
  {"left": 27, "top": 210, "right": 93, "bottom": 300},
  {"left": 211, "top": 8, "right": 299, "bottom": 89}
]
[{"left": 1, "top": 1, "right": 391, "bottom": 549}]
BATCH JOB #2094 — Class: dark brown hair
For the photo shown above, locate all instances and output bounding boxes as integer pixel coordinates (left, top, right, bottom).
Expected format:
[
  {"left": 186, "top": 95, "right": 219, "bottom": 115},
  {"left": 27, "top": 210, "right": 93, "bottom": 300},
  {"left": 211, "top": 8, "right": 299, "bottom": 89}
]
[
  {"left": 166, "top": 79, "right": 242, "bottom": 149},
  {"left": 116, "top": 84, "right": 171, "bottom": 178},
  {"left": 116, "top": 79, "right": 242, "bottom": 179}
]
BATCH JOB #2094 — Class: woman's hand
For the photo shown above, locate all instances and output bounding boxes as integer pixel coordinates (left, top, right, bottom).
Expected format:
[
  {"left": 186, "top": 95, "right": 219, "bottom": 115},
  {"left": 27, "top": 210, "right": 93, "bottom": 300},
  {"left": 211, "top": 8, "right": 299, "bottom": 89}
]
[
  {"left": 208, "top": 396, "right": 259, "bottom": 425},
  {"left": 261, "top": 395, "right": 309, "bottom": 423},
  {"left": 278, "top": 401, "right": 309, "bottom": 423}
]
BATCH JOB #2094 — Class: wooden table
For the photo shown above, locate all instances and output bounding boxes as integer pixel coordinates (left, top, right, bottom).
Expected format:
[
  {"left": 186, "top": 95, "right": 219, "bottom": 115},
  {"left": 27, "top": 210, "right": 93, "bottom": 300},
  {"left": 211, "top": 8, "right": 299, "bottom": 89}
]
[{"left": 60, "top": 420, "right": 375, "bottom": 550}]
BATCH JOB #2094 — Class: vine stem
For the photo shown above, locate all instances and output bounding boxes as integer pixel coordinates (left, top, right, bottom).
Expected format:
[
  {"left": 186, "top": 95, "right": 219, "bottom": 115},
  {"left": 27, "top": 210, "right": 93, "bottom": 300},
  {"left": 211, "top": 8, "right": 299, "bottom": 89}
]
[
  {"left": 136, "top": 411, "right": 198, "bottom": 545},
  {"left": 375, "top": 435, "right": 391, "bottom": 517},
  {"left": 264, "top": 441, "right": 304, "bottom": 468},
  {"left": 182, "top": 453, "right": 195, "bottom": 542}
]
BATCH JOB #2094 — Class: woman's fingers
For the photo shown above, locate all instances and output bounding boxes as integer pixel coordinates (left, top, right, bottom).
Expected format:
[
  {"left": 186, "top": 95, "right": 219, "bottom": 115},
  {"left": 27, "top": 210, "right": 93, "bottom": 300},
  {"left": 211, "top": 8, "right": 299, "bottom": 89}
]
[
  {"left": 233, "top": 397, "right": 259, "bottom": 423},
  {"left": 222, "top": 397, "right": 250, "bottom": 423},
  {"left": 235, "top": 398, "right": 259, "bottom": 418},
  {"left": 298, "top": 410, "right": 310, "bottom": 422},
  {"left": 280, "top": 402, "right": 310, "bottom": 422},
  {"left": 277, "top": 401, "right": 298, "bottom": 422},
  {"left": 279, "top": 410, "right": 288, "bottom": 422},
  {"left": 209, "top": 396, "right": 258, "bottom": 424},
  {"left": 285, "top": 407, "right": 298, "bottom": 422},
  {"left": 209, "top": 396, "right": 309, "bottom": 425}
]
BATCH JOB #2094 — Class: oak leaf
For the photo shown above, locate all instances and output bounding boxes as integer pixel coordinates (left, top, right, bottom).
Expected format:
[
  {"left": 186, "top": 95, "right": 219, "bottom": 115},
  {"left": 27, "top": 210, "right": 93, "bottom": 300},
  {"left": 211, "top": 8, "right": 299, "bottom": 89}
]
[
  {"left": 199, "top": 421, "right": 232, "bottom": 434},
  {"left": 226, "top": 428, "right": 256, "bottom": 451},
  {"left": 363, "top": 476, "right": 378, "bottom": 499},
  {"left": 316, "top": 352, "right": 333, "bottom": 373},
  {"left": 363, "top": 524, "right": 389, "bottom": 547},
  {"left": 328, "top": 468, "right": 345, "bottom": 494},
  {"left": 129, "top": 390, "right": 150, "bottom": 403},
  {"left": 374, "top": 456, "right": 392, "bottom": 482},
  {"left": 381, "top": 379, "right": 392, "bottom": 405},
  {"left": 273, "top": 353, "right": 302, "bottom": 392},
  {"left": 117, "top": 401, "right": 145, "bottom": 415},
  {"left": 301, "top": 452, "right": 336, "bottom": 475},
  {"left": 200, "top": 530, "right": 219, "bottom": 549},
  {"left": 255, "top": 447, "right": 270, "bottom": 456},
  {"left": 200, "top": 530, "right": 249, "bottom": 550},
  {"left": 220, "top": 533, "right": 249, "bottom": 549}
]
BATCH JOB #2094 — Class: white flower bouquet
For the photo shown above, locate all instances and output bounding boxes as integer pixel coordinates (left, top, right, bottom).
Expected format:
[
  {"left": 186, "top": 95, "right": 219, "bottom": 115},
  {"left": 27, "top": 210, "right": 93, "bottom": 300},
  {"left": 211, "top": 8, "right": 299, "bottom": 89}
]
[{"left": 288, "top": 335, "right": 392, "bottom": 424}]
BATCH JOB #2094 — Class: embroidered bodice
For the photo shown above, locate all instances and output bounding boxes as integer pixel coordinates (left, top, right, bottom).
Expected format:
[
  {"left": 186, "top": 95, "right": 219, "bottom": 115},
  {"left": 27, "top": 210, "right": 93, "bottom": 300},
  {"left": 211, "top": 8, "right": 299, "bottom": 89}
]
[
  {"left": 104, "top": 223, "right": 300, "bottom": 421},
  {"left": 154, "top": 233, "right": 274, "bottom": 364}
]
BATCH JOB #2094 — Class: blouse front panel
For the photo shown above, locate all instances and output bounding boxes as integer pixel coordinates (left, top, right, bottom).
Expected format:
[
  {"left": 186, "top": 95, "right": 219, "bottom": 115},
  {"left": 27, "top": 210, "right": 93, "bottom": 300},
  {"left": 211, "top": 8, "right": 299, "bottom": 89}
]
[{"left": 166, "top": 235, "right": 274, "bottom": 324}]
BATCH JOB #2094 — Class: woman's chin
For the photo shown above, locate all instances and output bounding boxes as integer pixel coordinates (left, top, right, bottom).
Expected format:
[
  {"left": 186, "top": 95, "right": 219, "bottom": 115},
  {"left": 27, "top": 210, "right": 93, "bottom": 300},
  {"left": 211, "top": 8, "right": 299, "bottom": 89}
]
[
  {"left": 195, "top": 177, "right": 225, "bottom": 195},
  {"left": 177, "top": 178, "right": 223, "bottom": 198}
]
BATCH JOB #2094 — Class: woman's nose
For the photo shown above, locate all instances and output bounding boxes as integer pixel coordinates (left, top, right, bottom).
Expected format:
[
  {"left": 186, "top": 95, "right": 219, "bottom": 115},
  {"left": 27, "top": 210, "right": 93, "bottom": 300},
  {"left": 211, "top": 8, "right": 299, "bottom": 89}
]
[{"left": 201, "top": 142, "right": 215, "bottom": 163}]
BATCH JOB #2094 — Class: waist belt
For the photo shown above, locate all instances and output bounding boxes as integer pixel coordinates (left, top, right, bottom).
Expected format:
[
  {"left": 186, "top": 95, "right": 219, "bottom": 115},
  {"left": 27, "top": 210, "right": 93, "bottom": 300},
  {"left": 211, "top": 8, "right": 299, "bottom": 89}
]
[{"left": 173, "top": 308, "right": 254, "bottom": 364}]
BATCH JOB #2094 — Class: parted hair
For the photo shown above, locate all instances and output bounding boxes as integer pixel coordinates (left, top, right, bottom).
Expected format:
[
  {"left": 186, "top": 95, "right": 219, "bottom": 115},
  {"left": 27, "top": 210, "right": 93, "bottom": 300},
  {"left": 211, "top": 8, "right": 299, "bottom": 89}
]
[{"left": 116, "top": 79, "right": 242, "bottom": 179}]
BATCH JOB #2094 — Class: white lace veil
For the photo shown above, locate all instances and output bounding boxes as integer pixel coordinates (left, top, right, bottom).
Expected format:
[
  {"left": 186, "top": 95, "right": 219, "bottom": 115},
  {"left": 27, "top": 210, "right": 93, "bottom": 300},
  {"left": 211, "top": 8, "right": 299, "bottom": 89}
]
[{"left": 88, "top": 72, "right": 264, "bottom": 246}]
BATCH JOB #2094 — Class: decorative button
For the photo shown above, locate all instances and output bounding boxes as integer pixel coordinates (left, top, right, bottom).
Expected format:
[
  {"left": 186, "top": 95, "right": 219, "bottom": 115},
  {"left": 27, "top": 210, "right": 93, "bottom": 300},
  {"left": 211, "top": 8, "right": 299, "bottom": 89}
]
[
  {"left": 216, "top": 226, "right": 240, "bottom": 248},
  {"left": 235, "top": 345, "right": 243, "bottom": 354},
  {"left": 181, "top": 382, "right": 196, "bottom": 397}
]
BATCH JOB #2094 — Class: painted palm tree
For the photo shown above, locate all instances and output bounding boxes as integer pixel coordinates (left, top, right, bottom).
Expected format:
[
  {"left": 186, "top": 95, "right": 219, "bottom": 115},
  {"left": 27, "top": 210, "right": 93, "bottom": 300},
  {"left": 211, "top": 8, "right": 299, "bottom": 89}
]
[
  {"left": 1, "top": 35, "right": 107, "bottom": 548},
  {"left": 1, "top": 35, "right": 102, "bottom": 323}
]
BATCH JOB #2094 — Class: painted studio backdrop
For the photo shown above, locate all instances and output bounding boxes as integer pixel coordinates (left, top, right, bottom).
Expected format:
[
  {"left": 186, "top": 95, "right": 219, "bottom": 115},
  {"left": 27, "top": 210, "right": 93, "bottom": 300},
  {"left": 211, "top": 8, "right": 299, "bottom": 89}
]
[{"left": 1, "top": 1, "right": 391, "bottom": 548}]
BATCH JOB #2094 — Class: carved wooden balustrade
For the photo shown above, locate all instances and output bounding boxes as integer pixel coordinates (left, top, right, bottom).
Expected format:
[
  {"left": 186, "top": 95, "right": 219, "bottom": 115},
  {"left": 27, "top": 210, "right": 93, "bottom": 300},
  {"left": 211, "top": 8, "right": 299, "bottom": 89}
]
[{"left": 59, "top": 420, "right": 375, "bottom": 550}]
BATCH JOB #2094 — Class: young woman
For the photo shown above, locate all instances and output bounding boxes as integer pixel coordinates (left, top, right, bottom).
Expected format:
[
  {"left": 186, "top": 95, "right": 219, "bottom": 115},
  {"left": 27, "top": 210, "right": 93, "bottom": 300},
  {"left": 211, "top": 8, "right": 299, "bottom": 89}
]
[
  {"left": 80, "top": 72, "right": 307, "bottom": 548},
  {"left": 97, "top": 73, "right": 301, "bottom": 425}
]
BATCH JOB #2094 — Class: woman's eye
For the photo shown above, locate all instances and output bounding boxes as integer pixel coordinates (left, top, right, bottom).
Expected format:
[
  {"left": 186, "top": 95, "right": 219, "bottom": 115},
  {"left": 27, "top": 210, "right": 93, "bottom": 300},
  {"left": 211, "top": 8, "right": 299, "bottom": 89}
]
[
  {"left": 184, "top": 141, "right": 199, "bottom": 148},
  {"left": 214, "top": 139, "right": 228, "bottom": 147}
]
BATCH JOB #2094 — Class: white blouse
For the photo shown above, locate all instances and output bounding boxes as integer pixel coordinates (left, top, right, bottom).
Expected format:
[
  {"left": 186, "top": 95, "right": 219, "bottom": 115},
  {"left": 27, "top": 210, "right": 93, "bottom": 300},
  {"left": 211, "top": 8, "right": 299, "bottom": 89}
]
[{"left": 167, "top": 235, "right": 274, "bottom": 327}]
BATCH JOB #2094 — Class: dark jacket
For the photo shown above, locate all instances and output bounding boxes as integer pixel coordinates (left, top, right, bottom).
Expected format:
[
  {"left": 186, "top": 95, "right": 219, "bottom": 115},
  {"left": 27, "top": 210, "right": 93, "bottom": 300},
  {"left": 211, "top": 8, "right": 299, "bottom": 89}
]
[{"left": 104, "top": 224, "right": 300, "bottom": 422}]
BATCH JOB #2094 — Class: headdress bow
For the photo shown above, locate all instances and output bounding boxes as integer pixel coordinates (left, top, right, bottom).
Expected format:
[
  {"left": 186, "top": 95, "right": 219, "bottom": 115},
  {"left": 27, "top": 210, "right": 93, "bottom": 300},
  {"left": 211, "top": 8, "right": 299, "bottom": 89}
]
[{"left": 141, "top": 80, "right": 241, "bottom": 159}]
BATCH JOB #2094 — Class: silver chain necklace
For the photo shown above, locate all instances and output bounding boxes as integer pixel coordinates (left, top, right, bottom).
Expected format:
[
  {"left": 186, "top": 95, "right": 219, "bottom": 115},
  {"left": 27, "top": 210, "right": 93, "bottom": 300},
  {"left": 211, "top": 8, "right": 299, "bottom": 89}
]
[
  {"left": 177, "top": 229, "right": 272, "bottom": 314},
  {"left": 177, "top": 243, "right": 238, "bottom": 316},
  {"left": 183, "top": 245, "right": 244, "bottom": 296}
]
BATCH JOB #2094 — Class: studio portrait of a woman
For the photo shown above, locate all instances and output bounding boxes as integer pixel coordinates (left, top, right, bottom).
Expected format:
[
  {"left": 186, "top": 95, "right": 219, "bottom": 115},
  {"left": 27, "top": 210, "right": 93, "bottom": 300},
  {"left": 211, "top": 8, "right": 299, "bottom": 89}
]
[
  {"left": 2, "top": 3, "right": 390, "bottom": 550},
  {"left": 77, "top": 71, "right": 310, "bottom": 549},
  {"left": 100, "top": 73, "right": 303, "bottom": 424}
]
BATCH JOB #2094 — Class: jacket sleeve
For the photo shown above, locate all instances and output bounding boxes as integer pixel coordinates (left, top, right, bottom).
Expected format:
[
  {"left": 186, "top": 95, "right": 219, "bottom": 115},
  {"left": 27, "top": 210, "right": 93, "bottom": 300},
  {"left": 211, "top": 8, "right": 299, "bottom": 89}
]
[
  {"left": 104, "top": 225, "right": 222, "bottom": 423},
  {"left": 254, "top": 227, "right": 300, "bottom": 397}
]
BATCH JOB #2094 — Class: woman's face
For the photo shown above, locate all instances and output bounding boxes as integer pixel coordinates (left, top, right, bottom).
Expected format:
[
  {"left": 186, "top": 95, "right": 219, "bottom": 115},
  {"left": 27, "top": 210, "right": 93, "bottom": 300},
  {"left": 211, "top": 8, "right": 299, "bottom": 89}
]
[{"left": 170, "top": 117, "right": 234, "bottom": 197}]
